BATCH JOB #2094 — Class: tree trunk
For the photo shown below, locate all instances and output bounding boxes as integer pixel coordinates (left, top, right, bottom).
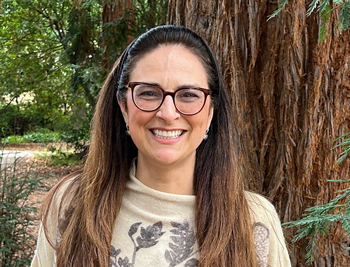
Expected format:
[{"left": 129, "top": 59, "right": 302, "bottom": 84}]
[
  {"left": 168, "top": 1, "right": 350, "bottom": 266},
  {"left": 102, "top": 0, "right": 134, "bottom": 72}
]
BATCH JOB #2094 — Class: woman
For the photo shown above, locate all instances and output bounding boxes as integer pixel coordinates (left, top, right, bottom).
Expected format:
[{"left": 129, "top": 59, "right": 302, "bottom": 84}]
[{"left": 31, "top": 25, "right": 291, "bottom": 267}]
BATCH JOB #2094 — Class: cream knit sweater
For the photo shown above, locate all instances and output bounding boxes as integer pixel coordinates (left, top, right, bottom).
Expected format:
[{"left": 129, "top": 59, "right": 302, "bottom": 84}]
[{"left": 31, "top": 165, "right": 291, "bottom": 267}]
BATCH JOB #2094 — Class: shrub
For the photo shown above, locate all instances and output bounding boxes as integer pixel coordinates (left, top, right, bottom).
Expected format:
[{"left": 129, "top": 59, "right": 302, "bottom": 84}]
[
  {"left": 60, "top": 112, "right": 91, "bottom": 157},
  {"left": 0, "top": 104, "right": 46, "bottom": 139},
  {"left": 0, "top": 102, "right": 69, "bottom": 140},
  {"left": 37, "top": 148, "right": 81, "bottom": 166},
  {"left": 2, "top": 130, "right": 61, "bottom": 145},
  {"left": 0, "top": 150, "right": 44, "bottom": 266}
]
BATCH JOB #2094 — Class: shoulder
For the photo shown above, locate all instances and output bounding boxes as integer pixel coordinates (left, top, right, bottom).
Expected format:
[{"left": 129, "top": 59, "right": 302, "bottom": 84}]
[
  {"left": 244, "top": 191, "right": 283, "bottom": 242},
  {"left": 244, "top": 191, "right": 278, "bottom": 222},
  {"left": 42, "top": 173, "right": 80, "bottom": 239},
  {"left": 244, "top": 191, "right": 292, "bottom": 267},
  {"left": 31, "top": 174, "right": 80, "bottom": 267},
  {"left": 46, "top": 175, "right": 78, "bottom": 215}
]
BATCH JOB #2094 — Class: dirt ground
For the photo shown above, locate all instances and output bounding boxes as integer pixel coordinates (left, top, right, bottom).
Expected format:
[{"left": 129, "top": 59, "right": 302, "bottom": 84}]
[{"left": 2, "top": 142, "right": 69, "bottom": 152}]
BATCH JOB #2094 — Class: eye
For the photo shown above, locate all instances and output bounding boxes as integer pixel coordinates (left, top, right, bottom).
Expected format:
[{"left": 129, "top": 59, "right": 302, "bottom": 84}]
[
  {"left": 134, "top": 85, "right": 162, "bottom": 100},
  {"left": 177, "top": 89, "right": 203, "bottom": 102},
  {"left": 182, "top": 92, "right": 200, "bottom": 98}
]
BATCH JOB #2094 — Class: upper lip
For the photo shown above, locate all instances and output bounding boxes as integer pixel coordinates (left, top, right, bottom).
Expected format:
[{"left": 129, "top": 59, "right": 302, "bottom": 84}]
[{"left": 150, "top": 127, "right": 186, "bottom": 131}]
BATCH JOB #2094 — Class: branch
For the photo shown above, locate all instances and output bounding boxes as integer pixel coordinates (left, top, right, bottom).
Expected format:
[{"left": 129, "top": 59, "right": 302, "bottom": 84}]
[
  {"left": 0, "top": 96, "right": 17, "bottom": 113},
  {"left": 33, "top": 5, "right": 66, "bottom": 45}
]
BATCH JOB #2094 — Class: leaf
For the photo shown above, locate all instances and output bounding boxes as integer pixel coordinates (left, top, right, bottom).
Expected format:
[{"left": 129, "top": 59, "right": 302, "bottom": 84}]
[
  {"left": 169, "top": 242, "right": 182, "bottom": 254},
  {"left": 117, "top": 256, "right": 132, "bottom": 267},
  {"left": 170, "top": 228, "right": 182, "bottom": 235},
  {"left": 170, "top": 236, "right": 184, "bottom": 245},
  {"left": 184, "top": 258, "right": 199, "bottom": 267},
  {"left": 332, "top": 133, "right": 350, "bottom": 164},
  {"left": 165, "top": 250, "right": 174, "bottom": 264},
  {"left": 135, "top": 221, "right": 164, "bottom": 249},
  {"left": 109, "top": 258, "right": 117, "bottom": 267},
  {"left": 307, "top": 0, "right": 321, "bottom": 16},
  {"left": 340, "top": 1, "right": 350, "bottom": 32},
  {"left": 317, "top": 2, "right": 333, "bottom": 42},
  {"left": 136, "top": 236, "right": 158, "bottom": 249},
  {"left": 110, "top": 245, "right": 121, "bottom": 257},
  {"left": 337, "top": 153, "right": 348, "bottom": 164},
  {"left": 165, "top": 220, "right": 197, "bottom": 266},
  {"left": 285, "top": 177, "right": 350, "bottom": 264},
  {"left": 128, "top": 222, "right": 142, "bottom": 237},
  {"left": 318, "top": 23, "right": 326, "bottom": 42},
  {"left": 267, "top": 0, "right": 289, "bottom": 20},
  {"left": 170, "top": 221, "right": 182, "bottom": 228},
  {"left": 318, "top": 0, "right": 331, "bottom": 13},
  {"left": 341, "top": 217, "right": 350, "bottom": 236}
]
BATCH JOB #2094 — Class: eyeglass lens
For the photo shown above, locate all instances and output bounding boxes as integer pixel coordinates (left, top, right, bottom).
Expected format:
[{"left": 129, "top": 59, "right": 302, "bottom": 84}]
[{"left": 132, "top": 84, "right": 207, "bottom": 115}]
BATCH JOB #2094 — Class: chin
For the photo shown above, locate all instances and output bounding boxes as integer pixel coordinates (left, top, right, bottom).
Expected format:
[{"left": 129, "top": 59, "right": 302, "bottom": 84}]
[
  {"left": 153, "top": 155, "right": 180, "bottom": 165},
  {"left": 151, "top": 150, "right": 195, "bottom": 166}
]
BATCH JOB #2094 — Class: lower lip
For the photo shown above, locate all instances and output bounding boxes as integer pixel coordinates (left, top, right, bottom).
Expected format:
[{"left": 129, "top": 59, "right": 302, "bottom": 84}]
[{"left": 150, "top": 130, "right": 185, "bottom": 144}]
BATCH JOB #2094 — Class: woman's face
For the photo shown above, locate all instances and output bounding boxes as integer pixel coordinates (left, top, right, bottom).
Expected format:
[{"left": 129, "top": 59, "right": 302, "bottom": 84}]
[{"left": 119, "top": 45, "right": 213, "bottom": 167}]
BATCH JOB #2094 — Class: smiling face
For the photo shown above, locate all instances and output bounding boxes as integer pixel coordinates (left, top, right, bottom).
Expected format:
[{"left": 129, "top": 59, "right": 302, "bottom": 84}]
[{"left": 119, "top": 45, "right": 213, "bottom": 168}]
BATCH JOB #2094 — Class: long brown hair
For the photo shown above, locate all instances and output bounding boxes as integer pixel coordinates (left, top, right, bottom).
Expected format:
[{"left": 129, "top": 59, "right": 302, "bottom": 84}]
[{"left": 41, "top": 25, "right": 258, "bottom": 267}]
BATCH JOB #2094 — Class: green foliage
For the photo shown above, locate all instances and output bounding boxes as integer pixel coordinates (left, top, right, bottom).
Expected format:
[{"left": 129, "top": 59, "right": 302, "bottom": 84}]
[
  {"left": 0, "top": 104, "right": 33, "bottom": 138},
  {"left": 318, "top": 2, "right": 333, "bottom": 42},
  {"left": 307, "top": 0, "right": 322, "bottom": 16},
  {"left": 0, "top": 0, "right": 74, "bottom": 105},
  {"left": 284, "top": 179, "right": 350, "bottom": 264},
  {"left": 284, "top": 133, "right": 350, "bottom": 264},
  {"left": 134, "top": 0, "right": 169, "bottom": 33},
  {"left": 2, "top": 130, "right": 61, "bottom": 145},
  {"left": 1, "top": 0, "right": 97, "bottom": 143},
  {"left": 0, "top": 103, "right": 55, "bottom": 139},
  {"left": 332, "top": 132, "right": 350, "bottom": 164},
  {"left": 1, "top": 0, "right": 168, "bottom": 150},
  {"left": 38, "top": 148, "right": 81, "bottom": 166},
  {"left": 268, "top": 0, "right": 289, "bottom": 20},
  {"left": 0, "top": 151, "right": 44, "bottom": 266},
  {"left": 59, "top": 107, "right": 92, "bottom": 155},
  {"left": 268, "top": 0, "right": 350, "bottom": 41},
  {"left": 340, "top": 1, "right": 350, "bottom": 33}
]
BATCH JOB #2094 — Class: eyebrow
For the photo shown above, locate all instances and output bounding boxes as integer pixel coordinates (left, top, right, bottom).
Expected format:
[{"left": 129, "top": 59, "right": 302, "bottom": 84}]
[{"left": 137, "top": 82, "right": 206, "bottom": 90}]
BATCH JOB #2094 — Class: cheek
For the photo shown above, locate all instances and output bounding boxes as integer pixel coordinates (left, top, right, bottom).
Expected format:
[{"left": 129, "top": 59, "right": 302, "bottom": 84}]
[
  {"left": 188, "top": 113, "right": 211, "bottom": 133},
  {"left": 200, "top": 104, "right": 213, "bottom": 128},
  {"left": 127, "top": 102, "right": 154, "bottom": 129},
  {"left": 122, "top": 94, "right": 137, "bottom": 124}
]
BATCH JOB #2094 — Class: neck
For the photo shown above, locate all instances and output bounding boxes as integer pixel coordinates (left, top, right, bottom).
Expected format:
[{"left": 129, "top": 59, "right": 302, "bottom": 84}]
[{"left": 135, "top": 155, "right": 195, "bottom": 195}]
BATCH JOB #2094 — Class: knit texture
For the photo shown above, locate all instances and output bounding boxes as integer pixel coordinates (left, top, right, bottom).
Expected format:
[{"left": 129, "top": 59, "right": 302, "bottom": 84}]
[{"left": 31, "top": 165, "right": 291, "bottom": 267}]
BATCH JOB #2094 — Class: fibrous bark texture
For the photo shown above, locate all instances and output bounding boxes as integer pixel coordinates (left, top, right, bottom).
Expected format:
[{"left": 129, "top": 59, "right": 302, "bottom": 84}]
[
  {"left": 168, "top": 1, "right": 350, "bottom": 266},
  {"left": 102, "top": 0, "right": 134, "bottom": 71}
]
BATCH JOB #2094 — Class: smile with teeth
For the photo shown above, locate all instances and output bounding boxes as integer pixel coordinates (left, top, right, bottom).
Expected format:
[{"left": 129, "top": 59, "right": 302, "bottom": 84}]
[{"left": 151, "top": 129, "right": 184, "bottom": 139}]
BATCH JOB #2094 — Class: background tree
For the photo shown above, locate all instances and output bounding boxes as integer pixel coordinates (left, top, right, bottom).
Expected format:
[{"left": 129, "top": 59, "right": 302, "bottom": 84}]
[
  {"left": 168, "top": 0, "right": 350, "bottom": 266},
  {"left": 0, "top": 0, "right": 167, "bottom": 145},
  {"left": 2, "top": 0, "right": 349, "bottom": 265}
]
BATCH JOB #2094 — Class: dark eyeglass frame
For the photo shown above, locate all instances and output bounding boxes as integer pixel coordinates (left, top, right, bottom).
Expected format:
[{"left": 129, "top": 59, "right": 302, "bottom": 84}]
[{"left": 127, "top": 82, "right": 212, "bottom": 115}]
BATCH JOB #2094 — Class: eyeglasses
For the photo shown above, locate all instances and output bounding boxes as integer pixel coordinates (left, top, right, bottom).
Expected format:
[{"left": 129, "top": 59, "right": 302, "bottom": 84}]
[{"left": 127, "top": 82, "right": 211, "bottom": 115}]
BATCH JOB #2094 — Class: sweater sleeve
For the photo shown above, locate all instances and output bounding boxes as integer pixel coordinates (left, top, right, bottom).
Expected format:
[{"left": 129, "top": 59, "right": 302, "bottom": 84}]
[
  {"left": 30, "top": 222, "right": 56, "bottom": 267},
  {"left": 31, "top": 178, "right": 74, "bottom": 267},
  {"left": 246, "top": 192, "right": 292, "bottom": 267}
]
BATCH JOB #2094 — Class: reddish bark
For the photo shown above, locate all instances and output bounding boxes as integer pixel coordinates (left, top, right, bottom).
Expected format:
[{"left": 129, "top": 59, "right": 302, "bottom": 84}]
[
  {"left": 168, "top": 1, "right": 350, "bottom": 266},
  {"left": 102, "top": 0, "right": 134, "bottom": 71}
]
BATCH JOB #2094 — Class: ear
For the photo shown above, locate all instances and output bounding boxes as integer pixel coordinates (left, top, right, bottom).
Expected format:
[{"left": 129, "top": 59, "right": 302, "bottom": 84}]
[
  {"left": 206, "top": 106, "right": 214, "bottom": 130},
  {"left": 117, "top": 95, "right": 129, "bottom": 125}
]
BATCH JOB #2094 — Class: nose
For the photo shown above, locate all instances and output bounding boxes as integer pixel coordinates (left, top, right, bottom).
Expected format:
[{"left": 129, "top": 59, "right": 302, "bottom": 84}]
[{"left": 156, "top": 95, "right": 180, "bottom": 122}]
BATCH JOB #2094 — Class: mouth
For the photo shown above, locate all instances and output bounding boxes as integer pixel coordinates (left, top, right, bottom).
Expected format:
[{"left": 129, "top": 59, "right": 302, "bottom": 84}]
[{"left": 151, "top": 129, "right": 185, "bottom": 139}]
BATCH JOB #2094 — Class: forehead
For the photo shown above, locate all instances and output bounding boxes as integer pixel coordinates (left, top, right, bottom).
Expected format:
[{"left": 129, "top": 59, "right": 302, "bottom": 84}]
[{"left": 129, "top": 45, "right": 208, "bottom": 88}]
